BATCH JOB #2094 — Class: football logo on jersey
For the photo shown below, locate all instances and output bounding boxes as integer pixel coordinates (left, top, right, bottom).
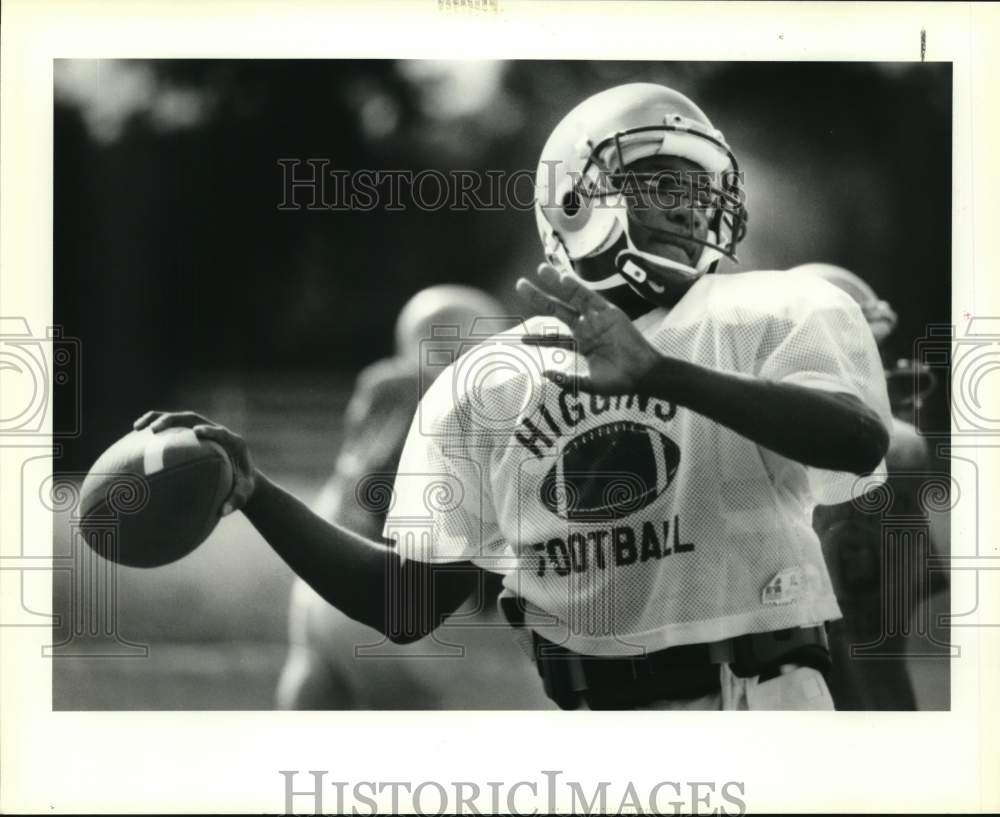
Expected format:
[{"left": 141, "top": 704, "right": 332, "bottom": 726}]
[{"left": 540, "top": 420, "right": 680, "bottom": 521}]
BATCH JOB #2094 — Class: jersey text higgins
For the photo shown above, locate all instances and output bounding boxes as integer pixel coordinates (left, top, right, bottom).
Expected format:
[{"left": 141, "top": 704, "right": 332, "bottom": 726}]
[{"left": 515, "top": 390, "right": 677, "bottom": 458}]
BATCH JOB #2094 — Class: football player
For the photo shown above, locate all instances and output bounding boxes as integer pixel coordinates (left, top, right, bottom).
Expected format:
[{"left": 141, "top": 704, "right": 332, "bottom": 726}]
[
  {"left": 795, "top": 263, "right": 942, "bottom": 709},
  {"left": 275, "top": 284, "right": 551, "bottom": 709},
  {"left": 136, "top": 83, "right": 892, "bottom": 710}
]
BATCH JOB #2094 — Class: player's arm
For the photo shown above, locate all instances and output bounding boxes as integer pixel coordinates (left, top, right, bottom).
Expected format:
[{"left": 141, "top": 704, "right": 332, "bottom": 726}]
[
  {"left": 637, "top": 356, "right": 888, "bottom": 475},
  {"left": 518, "top": 264, "right": 888, "bottom": 476},
  {"left": 132, "top": 411, "right": 479, "bottom": 644},
  {"left": 244, "top": 472, "right": 479, "bottom": 642}
]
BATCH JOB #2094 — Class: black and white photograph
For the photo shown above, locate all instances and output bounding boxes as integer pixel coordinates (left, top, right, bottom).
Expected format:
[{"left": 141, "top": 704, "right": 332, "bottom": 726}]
[
  {"left": 50, "top": 57, "right": 952, "bottom": 714},
  {"left": 2, "top": 1, "right": 998, "bottom": 814}
]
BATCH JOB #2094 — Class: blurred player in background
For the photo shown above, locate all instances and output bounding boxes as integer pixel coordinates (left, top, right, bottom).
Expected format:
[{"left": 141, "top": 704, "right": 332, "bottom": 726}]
[
  {"left": 276, "top": 284, "right": 551, "bottom": 709},
  {"left": 796, "top": 263, "right": 941, "bottom": 710}
]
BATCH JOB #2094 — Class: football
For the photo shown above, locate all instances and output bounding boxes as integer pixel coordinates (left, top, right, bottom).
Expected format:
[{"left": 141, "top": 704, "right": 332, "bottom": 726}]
[
  {"left": 540, "top": 420, "right": 680, "bottom": 521},
  {"left": 79, "top": 427, "right": 234, "bottom": 568}
]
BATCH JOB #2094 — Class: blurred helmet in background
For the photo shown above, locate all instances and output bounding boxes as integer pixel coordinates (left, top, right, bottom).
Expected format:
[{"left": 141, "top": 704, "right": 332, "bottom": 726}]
[
  {"left": 791, "top": 262, "right": 936, "bottom": 415},
  {"left": 394, "top": 284, "right": 504, "bottom": 386},
  {"left": 534, "top": 83, "right": 748, "bottom": 307},
  {"left": 791, "top": 262, "right": 899, "bottom": 345}
]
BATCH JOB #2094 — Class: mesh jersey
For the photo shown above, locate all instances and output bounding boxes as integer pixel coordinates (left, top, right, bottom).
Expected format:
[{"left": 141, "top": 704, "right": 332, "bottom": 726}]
[{"left": 384, "top": 269, "right": 894, "bottom": 656}]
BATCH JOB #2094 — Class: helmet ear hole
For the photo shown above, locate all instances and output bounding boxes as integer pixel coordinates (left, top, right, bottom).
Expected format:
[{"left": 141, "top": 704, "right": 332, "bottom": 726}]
[{"left": 561, "top": 189, "right": 581, "bottom": 217}]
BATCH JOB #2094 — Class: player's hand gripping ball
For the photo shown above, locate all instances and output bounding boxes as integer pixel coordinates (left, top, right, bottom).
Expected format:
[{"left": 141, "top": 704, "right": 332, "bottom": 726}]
[{"left": 79, "top": 412, "right": 256, "bottom": 568}]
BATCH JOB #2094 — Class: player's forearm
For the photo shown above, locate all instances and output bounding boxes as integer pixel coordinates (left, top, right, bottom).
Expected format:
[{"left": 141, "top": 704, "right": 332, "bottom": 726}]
[
  {"left": 638, "top": 355, "right": 889, "bottom": 474},
  {"left": 242, "top": 471, "right": 405, "bottom": 639}
]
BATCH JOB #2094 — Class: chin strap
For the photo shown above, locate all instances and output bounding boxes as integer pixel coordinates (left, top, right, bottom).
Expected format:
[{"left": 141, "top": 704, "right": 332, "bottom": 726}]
[
  {"left": 615, "top": 204, "right": 724, "bottom": 283},
  {"left": 546, "top": 206, "right": 721, "bottom": 298},
  {"left": 614, "top": 218, "right": 706, "bottom": 296},
  {"left": 616, "top": 247, "right": 701, "bottom": 284}
]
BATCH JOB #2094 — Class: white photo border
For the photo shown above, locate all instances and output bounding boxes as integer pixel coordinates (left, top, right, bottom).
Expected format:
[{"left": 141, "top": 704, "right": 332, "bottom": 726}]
[{"left": 1, "top": 1, "right": 998, "bottom": 813}]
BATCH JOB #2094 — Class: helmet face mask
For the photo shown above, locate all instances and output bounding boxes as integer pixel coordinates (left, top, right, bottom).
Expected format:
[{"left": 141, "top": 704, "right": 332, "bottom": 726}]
[
  {"left": 886, "top": 358, "right": 937, "bottom": 414},
  {"left": 534, "top": 83, "right": 748, "bottom": 307},
  {"left": 583, "top": 128, "right": 747, "bottom": 266}
]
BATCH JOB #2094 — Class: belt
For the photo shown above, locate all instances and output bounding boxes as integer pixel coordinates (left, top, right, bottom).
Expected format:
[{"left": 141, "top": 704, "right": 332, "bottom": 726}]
[{"left": 531, "top": 627, "right": 831, "bottom": 710}]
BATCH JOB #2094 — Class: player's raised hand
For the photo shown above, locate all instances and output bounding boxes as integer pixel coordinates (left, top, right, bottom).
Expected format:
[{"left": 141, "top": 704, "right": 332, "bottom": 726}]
[
  {"left": 133, "top": 410, "right": 256, "bottom": 515},
  {"left": 516, "top": 263, "right": 661, "bottom": 395}
]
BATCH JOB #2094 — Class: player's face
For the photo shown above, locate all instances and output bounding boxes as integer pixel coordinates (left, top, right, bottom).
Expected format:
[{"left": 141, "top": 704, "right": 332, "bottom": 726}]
[{"left": 621, "top": 154, "right": 712, "bottom": 267}]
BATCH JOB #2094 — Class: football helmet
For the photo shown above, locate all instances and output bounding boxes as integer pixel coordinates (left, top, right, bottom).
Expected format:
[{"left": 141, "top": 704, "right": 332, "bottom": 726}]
[
  {"left": 394, "top": 284, "right": 504, "bottom": 388},
  {"left": 534, "top": 83, "right": 748, "bottom": 306},
  {"left": 792, "top": 263, "right": 898, "bottom": 344},
  {"left": 793, "top": 263, "right": 936, "bottom": 415}
]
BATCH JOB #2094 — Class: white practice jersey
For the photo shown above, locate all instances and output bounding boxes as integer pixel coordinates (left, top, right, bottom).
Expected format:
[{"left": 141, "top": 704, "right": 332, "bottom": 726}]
[{"left": 384, "top": 269, "right": 894, "bottom": 656}]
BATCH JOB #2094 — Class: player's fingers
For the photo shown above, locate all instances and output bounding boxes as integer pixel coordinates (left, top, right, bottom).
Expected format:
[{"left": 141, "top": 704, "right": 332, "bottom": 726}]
[
  {"left": 516, "top": 275, "right": 576, "bottom": 322},
  {"left": 149, "top": 411, "right": 210, "bottom": 433},
  {"left": 194, "top": 424, "right": 242, "bottom": 464},
  {"left": 538, "top": 263, "right": 609, "bottom": 314},
  {"left": 533, "top": 263, "right": 577, "bottom": 303},
  {"left": 196, "top": 424, "right": 252, "bottom": 475},
  {"left": 521, "top": 334, "right": 577, "bottom": 350},
  {"left": 542, "top": 370, "right": 594, "bottom": 392},
  {"left": 225, "top": 481, "right": 255, "bottom": 516},
  {"left": 219, "top": 490, "right": 247, "bottom": 516},
  {"left": 515, "top": 277, "right": 579, "bottom": 326},
  {"left": 132, "top": 411, "right": 164, "bottom": 430},
  {"left": 195, "top": 425, "right": 250, "bottom": 516},
  {"left": 193, "top": 423, "right": 228, "bottom": 443}
]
